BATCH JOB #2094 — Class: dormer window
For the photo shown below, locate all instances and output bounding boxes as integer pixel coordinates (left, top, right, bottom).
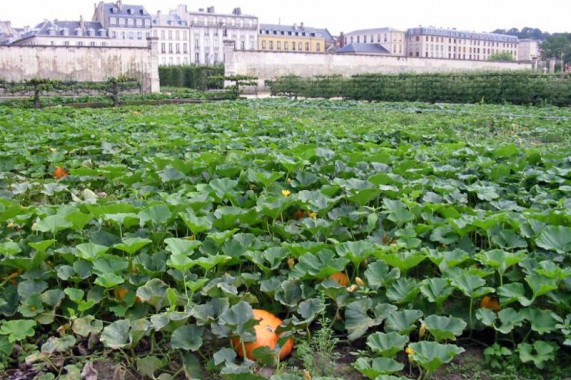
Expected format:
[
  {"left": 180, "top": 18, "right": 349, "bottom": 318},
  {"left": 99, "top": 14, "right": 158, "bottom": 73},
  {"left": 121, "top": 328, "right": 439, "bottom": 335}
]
[
  {"left": 61, "top": 28, "right": 69, "bottom": 36},
  {"left": 75, "top": 28, "right": 82, "bottom": 36},
  {"left": 87, "top": 28, "right": 95, "bottom": 36},
  {"left": 98, "top": 29, "right": 107, "bottom": 37},
  {"left": 47, "top": 27, "right": 56, "bottom": 36},
  {"left": 127, "top": 9, "right": 133, "bottom": 15},
  {"left": 139, "top": 9, "right": 144, "bottom": 15}
]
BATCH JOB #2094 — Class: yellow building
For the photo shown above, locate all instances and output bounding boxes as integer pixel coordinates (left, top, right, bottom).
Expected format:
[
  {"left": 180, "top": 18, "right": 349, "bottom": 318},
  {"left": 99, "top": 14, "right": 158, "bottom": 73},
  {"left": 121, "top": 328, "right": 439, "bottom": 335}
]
[{"left": 258, "top": 23, "right": 333, "bottom": 53}]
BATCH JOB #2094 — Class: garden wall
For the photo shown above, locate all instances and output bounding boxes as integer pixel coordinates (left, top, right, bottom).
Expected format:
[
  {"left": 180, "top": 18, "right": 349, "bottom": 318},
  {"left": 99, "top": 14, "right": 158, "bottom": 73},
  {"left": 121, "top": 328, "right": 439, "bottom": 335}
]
[
  {"left": 0, "top": 38, "right": 160, "bottom": 93},
  {"left": 223, "top": 41, "right": 532, "bottom": 86}
]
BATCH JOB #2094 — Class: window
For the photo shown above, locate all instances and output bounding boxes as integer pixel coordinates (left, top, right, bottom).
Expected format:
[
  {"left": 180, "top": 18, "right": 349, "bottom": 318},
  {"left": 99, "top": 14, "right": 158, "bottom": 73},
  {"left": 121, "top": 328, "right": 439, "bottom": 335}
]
[
  {"left": 161, "top": 43, "right": 166, "bottom": 53},
  {"left": 277, "top": 41, "right": 281, "bottom": 50},
  {"left": 269, "top": 41, "right": 273, "bottom": 49},
  {"left": 122, "top": 31, "right": 126, "bottom": 39},
  {"left": 183, "top": 31, "right": 187, "bottom": 40},
  {"left": 128, "top": 18, "right": 134, "bottom": 26},
  {"left": 176, "top": 31, "right": 180, "bottom": 40},
  {"left": 214, "top": 53, "right": 218, "bottom": 62},
  {"left": 161, "top": 30, "right": 165, "bottom": 39},
  {"left": 64, "top": 41, "right": 70, "bottom": 46},
  {"left": 357, "top": 36, "right": 360, "bottom": 43},
  {"left": 241, "top": 41, "right": 245, "bottom": 50},
  {"left": 316, "top": 43, "right": 320, "bottom": 52},
  {"left": 90, "top": 41, "right": 96, "bottom": 46},
  {"left": 284, "top": 41, "right": 288, "bottom": 51},
  {"left": 136, "top": 19, "right": 142, "bottom": 26},
  {"left": 176, "top": 43, "right": 180, "bottom": 53},
  {"left": 128, "top": 31, "right": 134, "bottom": 39},
  {"left": 137, "top": 32, "right": 142, "bottom": 39},
  {"left": 292, "top": 41, "right": 296, "bottom": 51},
  {"left": 101, "top": 42, "right": 107, "bottom": 46},
  {"left": 183, "top": 43, "right": 188, "bottom": 53},
  {"left": 169, "top": 43, "right": 173, "bottom": 53},
  {"left": 112, "top": 31, "right": 117, "bottom": 38},
  {"left": 364, "top": 35, "right": 367, "bottom": 43},
  {"left": 305, "top": 42, "right": 309, "bottom": 51},
  {"left": 262, "top": 40, "right": 266, "bottom": 49},
  {"left": 195, "top": 52, "right": 200, "bottom": 63},
  {"left": 168, "top": 30, "right": 172, "bottom": 40},
  {"left": 298, "top": 42, "right": 302, "bottom": 50},
  {"left": 119, "top": 18, "right": 125, "bottom": 26},
  {"left": 153, "top": 30, "right": 157, "bottom": 38},
  {"left": 195, "top": 39, "right": 199, "bottom": 49}
]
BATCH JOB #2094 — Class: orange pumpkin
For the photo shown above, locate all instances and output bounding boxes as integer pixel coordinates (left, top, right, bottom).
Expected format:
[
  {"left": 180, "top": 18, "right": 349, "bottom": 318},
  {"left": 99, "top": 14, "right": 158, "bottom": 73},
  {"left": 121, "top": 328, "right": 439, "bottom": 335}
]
[
  {"left": 53, "top": 166, "right": 68, "bottom": 179},
  {"left": 480, "top": 296, "right": 500, "bottom": 313},
  {"left": 329, "top": 272, "right": 349, "bottom": 287},
  {"left": 232, "top": 309, "right": 294, "bottom": 360},
  {"left": 293, "top": 210, "right": 308, "bottom": 220},
  {"left": 114, "top": 287, "right": 129, "bottom": 301}
]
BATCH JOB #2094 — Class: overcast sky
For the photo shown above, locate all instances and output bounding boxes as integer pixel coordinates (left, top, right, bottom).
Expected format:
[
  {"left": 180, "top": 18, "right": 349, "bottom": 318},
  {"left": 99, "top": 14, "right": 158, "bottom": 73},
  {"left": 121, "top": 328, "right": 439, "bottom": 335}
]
[{"left": 2, "top": 0, "right": 570, "bottom": 35}]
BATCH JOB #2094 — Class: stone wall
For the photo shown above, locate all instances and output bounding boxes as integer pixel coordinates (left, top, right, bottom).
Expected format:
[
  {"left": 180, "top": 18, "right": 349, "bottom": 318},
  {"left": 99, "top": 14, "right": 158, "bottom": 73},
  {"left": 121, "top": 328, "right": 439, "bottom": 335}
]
[
  {"left": 0, "top": 38, "right": 160, "bottom": 93},
  {"left": 224, "top": 42, "right": 532, "bottom": 86}
]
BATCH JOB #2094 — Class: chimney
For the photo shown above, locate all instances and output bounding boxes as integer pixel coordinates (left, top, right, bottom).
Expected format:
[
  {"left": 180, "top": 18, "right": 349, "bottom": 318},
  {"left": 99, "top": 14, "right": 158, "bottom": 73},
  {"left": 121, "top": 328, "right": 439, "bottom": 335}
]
[
  {"left": 80, "top": 15, "right": 85, "bottom": 29},
  {"left": 300, "top": 22, "right": 304, "bottom": 29},
  {"left": 157, "top": 10, "right": 161, "bottom": 19},
  {"left": 207, "top": 6, "right": 215, "bottom": 13},
  {"left": 293, "top": 23, "right": 297, "bottom": 30}
]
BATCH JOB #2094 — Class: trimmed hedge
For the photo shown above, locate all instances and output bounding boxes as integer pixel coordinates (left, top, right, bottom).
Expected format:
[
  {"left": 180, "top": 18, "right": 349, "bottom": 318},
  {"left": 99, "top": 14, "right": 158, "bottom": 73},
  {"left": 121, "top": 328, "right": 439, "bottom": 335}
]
[
  {"left": 268, "top": 72, "right": 571, "bottom": 106},
  {"left": 159, "top": 65, "right": 224, "bottom": 90}
]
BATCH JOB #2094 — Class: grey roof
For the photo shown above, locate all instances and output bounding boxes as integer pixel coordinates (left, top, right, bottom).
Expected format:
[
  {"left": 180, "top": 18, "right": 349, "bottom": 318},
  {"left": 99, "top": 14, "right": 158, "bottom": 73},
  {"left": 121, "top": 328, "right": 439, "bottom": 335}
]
[
  {"left": 152, "top": 14, "right": 188, "bottom": 27},
  {"left": 345, "top": 27, "right": 403, "bottom": 35},
  {"left": 337, "top": 43, "right": 391, "bottom": 54},
  {"left": 103, "top": 2, "right": 150, "bottom": 18},
  {"left": 260, "top": 23, "right": 334, "bottom": 42},
  {"left": 406, "top": 27, "right": 517, "bottom": 43},
  {"left": 32, "top": 20, "right": 107, "bottom": 37}
]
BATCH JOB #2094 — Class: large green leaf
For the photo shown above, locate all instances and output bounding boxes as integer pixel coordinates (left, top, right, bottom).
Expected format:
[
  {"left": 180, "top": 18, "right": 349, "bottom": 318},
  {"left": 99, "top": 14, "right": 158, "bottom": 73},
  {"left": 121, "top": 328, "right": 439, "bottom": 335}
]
[
  {"left": 422, "top": 315, "right": 467, "bottom": 341},
  {"left": 384, "top": 309, "right": 423, "bottom": 334},
  {"left": 353, "top": 357, "right": 404, "bottom": 378},
  {"left": 100, "top": 319, "right": 131, "bottom": 349},
  {"left": 535, "top": 225, "right": 571, "bottom": 254},
  {"left": 408, "top": 341, "right": 465, "bottom": 374},
  {"left": 171, "top": 324, "right": 204, "bottom": 351},
  {"left": 366, "top": 332, "right": 408, "bottom": 357}
]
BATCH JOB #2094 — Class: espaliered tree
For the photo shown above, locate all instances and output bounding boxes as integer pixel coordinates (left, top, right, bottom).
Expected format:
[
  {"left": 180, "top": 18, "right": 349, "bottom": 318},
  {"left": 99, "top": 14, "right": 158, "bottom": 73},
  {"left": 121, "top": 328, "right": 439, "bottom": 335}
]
[{"left": 0, "top": 77, "right": 141, "bottom": 108}]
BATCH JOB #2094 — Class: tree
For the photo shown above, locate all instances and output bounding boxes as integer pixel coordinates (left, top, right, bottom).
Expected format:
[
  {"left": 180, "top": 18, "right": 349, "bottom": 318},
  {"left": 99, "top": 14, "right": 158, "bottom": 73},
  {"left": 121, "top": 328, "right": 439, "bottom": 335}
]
[
  {"left": 540, "top": 34, "right": 571, "bottom": 64},
  {"left": 488, "top": 52, "right": 515, "bottom": 61}
]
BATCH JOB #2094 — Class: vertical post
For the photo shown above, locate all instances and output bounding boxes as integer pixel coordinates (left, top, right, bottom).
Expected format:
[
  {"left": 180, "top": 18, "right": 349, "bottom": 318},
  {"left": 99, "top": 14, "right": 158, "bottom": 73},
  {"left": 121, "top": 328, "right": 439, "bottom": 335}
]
[{"left": 147, "top": 37, "right": 160, "bottom": 93}]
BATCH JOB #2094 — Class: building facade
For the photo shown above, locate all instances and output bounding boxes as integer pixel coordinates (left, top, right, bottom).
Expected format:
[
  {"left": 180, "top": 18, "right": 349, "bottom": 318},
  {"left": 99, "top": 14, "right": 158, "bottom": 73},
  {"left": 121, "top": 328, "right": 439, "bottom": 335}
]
[
  {"left": 343, "top": 28, "right": 405, "bottom": 56},
  {"left": 517, "top": 39, "right": 540, "bottom": 62},
  {"left": 92, "top": 1, "right": 152, "bottom": 47},
  {"left": 152, "top": 12, "right": 189, "bottom": 65},
  {"left": 405, "top": 27, "right": 518, "bottom": 61},
  {"left": 167, "top": 5, "right": 258, "bottom": 65},
  {"left": 9, "top": 18, "right": 111, "bottom": 47},
  {"left": 258, "top": 24, "right": 334, "bottom": 54}
]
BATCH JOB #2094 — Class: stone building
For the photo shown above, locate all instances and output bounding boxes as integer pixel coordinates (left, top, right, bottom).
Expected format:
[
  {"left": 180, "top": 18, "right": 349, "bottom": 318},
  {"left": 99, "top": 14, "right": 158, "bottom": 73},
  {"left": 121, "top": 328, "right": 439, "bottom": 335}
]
[
  {"left": 405, "top": 27, "right": 518, "bottom": 61},
  {"left": 9, "top": 18, "right": 110, "bottom": 47},
  {"left": 517, "top": 39, "right": 540, "bottom": 62},
  {"left": 258, "top": 24, "right": 334, "bottom": 54},
  {"left": 167, "top": 5, "right": 258, "bottom": 65},
  {"left": 343, "top": 28, "right": 405, "bottom": 56},
  {"left": 336, "top": 43, "right": 391, "bottom": 55},
  {"left": 152, "top": 12, "right": 189, "bottom": 65},
  {"left": 92, "top": 0, "right": 152, "bottom": 47}
]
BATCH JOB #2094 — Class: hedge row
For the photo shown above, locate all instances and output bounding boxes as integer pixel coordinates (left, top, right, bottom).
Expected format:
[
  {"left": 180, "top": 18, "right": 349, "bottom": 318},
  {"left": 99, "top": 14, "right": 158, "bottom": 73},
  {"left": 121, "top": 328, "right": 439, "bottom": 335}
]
[
  {"left": 268, "top": 72, "right": 571, "bottom": 106},
  {"left": 159, "top": 65, "right": 224, "bottom": 90}
]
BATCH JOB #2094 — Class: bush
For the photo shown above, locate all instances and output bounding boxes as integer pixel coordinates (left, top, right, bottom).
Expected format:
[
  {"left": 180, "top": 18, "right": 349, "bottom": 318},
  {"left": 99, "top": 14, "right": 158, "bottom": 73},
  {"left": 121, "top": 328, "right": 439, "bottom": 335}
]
[
  {"left": 159, "top": 65, "right": 224, "bottom": 90},
  {"left": 269, "top": 72, "right": 571, "bottom": 106}
]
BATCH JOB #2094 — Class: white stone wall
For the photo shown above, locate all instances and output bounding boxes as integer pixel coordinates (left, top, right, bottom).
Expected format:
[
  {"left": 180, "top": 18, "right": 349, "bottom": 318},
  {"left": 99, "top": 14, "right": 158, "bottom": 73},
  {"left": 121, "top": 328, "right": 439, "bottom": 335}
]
[
  {"left": 0, "top": 42, "right": 159, "bottom": 93},
  {"left": 224, "top": 46, "right": 532, "bottom": 86}
]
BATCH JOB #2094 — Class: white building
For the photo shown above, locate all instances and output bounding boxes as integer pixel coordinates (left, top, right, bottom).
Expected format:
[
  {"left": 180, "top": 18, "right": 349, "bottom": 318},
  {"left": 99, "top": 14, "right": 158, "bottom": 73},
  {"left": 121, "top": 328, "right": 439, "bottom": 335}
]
[
  {"left": 518, "top": 39, "right": 540, "bottom": 62},
  {"left": 167, "top": 5, "right": 258, "bottom": 65},
  {"left": 9, "top": 18, "right": 111, "bottom": 47},
  {"left": 152, "top": 12, "right": 189, "bottom": 65},
  {"left": 92, "top": 0, "right": 152, "bottom": 47},
  {"left": 343, "top": 27, "right": 405, "bottom": 56}
]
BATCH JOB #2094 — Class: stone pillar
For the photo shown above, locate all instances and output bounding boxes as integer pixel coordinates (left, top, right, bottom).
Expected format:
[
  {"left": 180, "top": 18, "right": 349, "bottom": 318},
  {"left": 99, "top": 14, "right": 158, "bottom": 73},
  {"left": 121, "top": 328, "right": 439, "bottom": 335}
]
[
  {"left": 223, "top": 40, "right": 236, "bottom": 76},
  {"left": 147, "top": 37, "right": 160, "bottom": 93},
  {"left": 223, "top": 40, "right": 236, "bottom": 88},
  {"left": 548, "top": 58, "right": 556, "bottom": 73}
]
